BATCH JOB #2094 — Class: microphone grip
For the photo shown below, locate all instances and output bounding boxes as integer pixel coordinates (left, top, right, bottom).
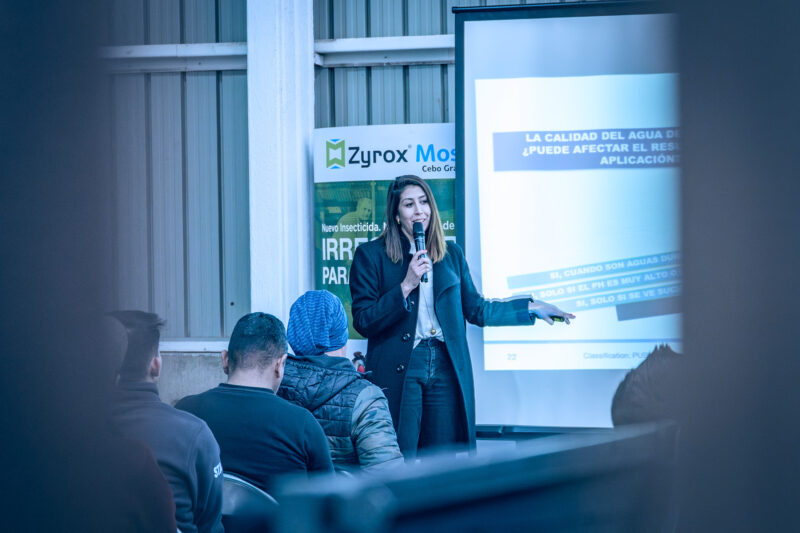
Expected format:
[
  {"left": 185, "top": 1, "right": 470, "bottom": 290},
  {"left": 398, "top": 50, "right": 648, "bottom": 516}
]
[{"left": 414, "top": 234, "right": 428, "bottom": 283}]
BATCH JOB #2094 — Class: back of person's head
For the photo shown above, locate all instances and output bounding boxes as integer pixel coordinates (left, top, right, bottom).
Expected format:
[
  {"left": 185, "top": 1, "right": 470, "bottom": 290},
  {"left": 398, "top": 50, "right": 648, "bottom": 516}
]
[
  {"left": 611, "top": 343, "right": 682, "bottom": 426},
  {"left": 287, "top": 290, "right": 348, "bottom": 356},
  {"left": 227, "top": 312, "right": 287, "bottom": 373},
  {"left": 108, "top": 311, "right": 165, "bottom": 383}
]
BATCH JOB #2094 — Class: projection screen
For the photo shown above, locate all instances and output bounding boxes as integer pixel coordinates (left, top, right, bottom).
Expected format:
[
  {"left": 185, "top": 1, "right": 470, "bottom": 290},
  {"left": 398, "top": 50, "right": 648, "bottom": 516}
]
[{"left": 455, "top": 2, "right": 680, "bottom": 428}]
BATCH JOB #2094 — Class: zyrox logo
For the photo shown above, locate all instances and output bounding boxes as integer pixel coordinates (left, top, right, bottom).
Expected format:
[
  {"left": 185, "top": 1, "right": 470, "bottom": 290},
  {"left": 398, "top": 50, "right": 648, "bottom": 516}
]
[
  {"left": 325, "top": 139, "right": 455, "bottom": 170},
  {"left": 326, "top": 139, "right": 345, "bottom": 169}
]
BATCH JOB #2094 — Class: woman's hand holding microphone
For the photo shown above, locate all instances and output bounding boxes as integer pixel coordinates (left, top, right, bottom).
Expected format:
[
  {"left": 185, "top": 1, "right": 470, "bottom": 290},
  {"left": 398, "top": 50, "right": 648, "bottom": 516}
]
[{"left": 401, "top": 249, "right": 431, "bottom": 298}]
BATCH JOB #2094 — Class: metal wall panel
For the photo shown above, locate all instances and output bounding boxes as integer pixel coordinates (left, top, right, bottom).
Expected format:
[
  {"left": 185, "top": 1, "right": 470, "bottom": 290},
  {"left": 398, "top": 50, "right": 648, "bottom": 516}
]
[
  {"left": 334, "top": 67, "right": 369, "bottom": 126},
  {"left": 408, "top": 65, "right": 445, "bottom": 123},
  {"left": 313, "top": 0, "right": 572, "bottom": 128},
  {"left": 446, "top": 63, "right": 456, "bottom": 122},
  {"left": 445, "top": 0, "right": 566, "bottom": 34},
  {"left": 218, "top": 0, "right": 247, "bottom": 41},
  {"left": 406, "top": 1, "right": 444, "bottom": 123},
  {"left": 149, "top": 73, "right": 186, "bottom": 338},
  {"left": 371, "top": 67, "right": 405, "bottom": 125},
  {"left": 332, "top": 0, "right": 368, "bottom": 38},
  {"left": 407, "top": 0, "right": 444, "bottom": 35},
  {"left": 112, "top": 75, "right": 150, "bottom": 311},
  {"left": 330, "top": 0, "right": 369, "bottom": 126},
  {"left": 315, "top": 0, "right": 333, "bottom": 39},
  {"left": 444, "top": 0, "right": 558, "bottom": 121},
  {"left": 315, "top": 67, "right": 334, "bottom": 128},
  {"left": 315, "top": 0, "right": 334, "bottom": 127},
  {"left": 110, "top": 1, "right": 249, "bottom": 340},
  {"left": 148, "top": 0, "right": 180, "bottom": 44},
  {"left": 316, "top": 0, "right": 474, "bottom": 127},
  {"left": 445, "top": 0, "right": 482, "bottom": 34},
  {"left": 184, "top": 0, "right": 217, "bottom": 43},
  {"left": 184, "top": 72, "right": 222, "bottom": 337},
  {"left": 369, "top": 0, "right": 405, "bottom": 125},
  {"left": 111, "top": 0, "right": 144, "bottom": 45},
  {"left": 113, "top": 0, "right": 248, "bottom": 44},
  {"left": 219, "top": 71, "right": 251, "bottom": 336},
  {"left": 369, "top": 0, "right": 404, "bottom": 37},
  {"left": 445, "top": 0, "right": 565, "bottom": 36}
]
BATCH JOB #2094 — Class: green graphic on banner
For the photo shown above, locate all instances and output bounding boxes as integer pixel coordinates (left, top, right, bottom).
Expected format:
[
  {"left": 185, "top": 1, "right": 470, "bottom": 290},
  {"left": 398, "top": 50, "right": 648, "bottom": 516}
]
[
  {"left": 326, "top": 139, "right": 345, "bottom": 169},
  {"left": 315, "top": 179, "right": 456, "bottom": 339}
]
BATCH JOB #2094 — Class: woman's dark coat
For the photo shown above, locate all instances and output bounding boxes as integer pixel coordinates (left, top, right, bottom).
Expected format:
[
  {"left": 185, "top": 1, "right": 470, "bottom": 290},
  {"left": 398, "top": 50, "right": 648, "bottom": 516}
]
[{"left": 350, "top": 237, "right": 534, "bottom": 447}]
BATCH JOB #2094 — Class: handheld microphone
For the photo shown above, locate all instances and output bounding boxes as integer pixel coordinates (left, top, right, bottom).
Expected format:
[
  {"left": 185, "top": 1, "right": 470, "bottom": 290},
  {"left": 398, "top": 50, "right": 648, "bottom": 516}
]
[{"left": 412, "top": 222, "right": 428, "bottom": 283}]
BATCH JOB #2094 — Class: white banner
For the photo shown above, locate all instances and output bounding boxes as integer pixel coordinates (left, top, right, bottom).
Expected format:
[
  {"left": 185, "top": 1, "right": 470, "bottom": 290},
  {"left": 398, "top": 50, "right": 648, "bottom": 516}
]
[
  {"left": 312, "top": 123, "right": 456, "bottom": 347},
  {"left": 313, "top": 123, "right": 455, "bottom": 182}
]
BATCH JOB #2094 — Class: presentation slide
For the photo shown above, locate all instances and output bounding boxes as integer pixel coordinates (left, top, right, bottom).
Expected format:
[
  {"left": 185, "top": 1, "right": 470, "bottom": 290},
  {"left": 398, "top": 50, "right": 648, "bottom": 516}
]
[
  {"left": 459, "top": 8, "right": 680, "bottom": 427},
  {"left": 476, "top": 74, "right": 681, "bottom": 371}
]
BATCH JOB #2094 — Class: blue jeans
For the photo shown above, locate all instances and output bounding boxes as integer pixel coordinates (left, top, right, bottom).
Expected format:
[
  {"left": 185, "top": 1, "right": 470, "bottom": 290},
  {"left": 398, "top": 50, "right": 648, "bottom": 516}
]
[{"left": 396, "top": 338, "right": 465, "bottom": 460}]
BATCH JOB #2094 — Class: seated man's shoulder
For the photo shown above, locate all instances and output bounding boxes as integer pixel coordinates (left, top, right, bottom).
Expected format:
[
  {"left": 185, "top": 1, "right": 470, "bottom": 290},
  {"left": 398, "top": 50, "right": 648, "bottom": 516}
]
[
  {"left": 116, "top": 388, "right": 209, "bottom": 437},
  {"left": 283, "top": 355, "right": 362, "bottom": 390},
  {"left": 361, "top": 380, "right": 387, "bottom": 399},
  {"left": 169, "top": 402, "right": 216, "bottom": 438},
  {"left": 282, "top": 355, "right": 308, "bottom": 376},
  {"left": 276, "top": 392, "right": 316, "bottom": 417},
  {"left": 138, "top": 396, "right": 217, "bottom": 455},
  {"left": 276, "top": 395, "right": 326, "bottom": 431},
  {"left": 180, "top": 385, "right": 314, "bottom": 431},
  {"left": 175, "top": 386, "right": 224, "bottom": 409},
  {"left": 353, "top": 381, "right": 390, "bottom": 413},
  {"left": 336, "top": 375, "right": 371, "bottom": 405},
  {"left": 174, "top": 391, "right": 203, "bottom": 413}
]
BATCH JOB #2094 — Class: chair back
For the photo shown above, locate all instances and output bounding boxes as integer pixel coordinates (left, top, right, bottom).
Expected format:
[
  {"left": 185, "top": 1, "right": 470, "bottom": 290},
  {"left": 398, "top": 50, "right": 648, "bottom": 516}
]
[{"left": 221, "top": 473, "right": 278, "bottom": 533}]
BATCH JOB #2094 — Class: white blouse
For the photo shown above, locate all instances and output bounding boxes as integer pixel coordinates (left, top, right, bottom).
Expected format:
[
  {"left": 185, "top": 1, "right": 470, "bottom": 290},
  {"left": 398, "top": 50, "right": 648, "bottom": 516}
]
[{"left": 410, "top": 241, "right": 445, "bottom": 348}]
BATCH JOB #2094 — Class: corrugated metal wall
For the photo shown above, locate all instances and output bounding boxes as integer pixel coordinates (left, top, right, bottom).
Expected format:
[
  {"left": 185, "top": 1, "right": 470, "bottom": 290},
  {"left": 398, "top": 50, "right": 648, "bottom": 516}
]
[
  {"left": 108, "top": 0, "right": 568, "bottom": 339},
  {"left": 313, "top": 0, "right": 562, "bottom": 128},
  {"left": 109, "top": 0, "right": 249, "bottom": 339}
]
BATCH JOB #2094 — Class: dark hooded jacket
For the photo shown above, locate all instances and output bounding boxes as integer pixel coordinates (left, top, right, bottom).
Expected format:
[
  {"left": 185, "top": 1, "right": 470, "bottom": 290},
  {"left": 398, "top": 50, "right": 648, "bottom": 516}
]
[
  {"left": 278, "top": 354, "right": 403, "bottom": 472},
  {"left": 112, "top": 382, "right": 223, "bottom": 533}
]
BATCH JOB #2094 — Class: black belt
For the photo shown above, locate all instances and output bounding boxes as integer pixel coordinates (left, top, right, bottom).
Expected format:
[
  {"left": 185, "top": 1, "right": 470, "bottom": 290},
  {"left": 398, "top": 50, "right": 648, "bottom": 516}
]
[{"left": 417, "top": 337, "right": 445, "bottom": 348}]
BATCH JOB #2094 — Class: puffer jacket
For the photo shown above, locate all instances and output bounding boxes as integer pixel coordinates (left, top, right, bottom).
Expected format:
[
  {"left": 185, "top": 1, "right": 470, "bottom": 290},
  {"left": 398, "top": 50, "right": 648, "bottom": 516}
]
[{"left": 278, "top": 354, "right": 404, "bottom": 472}]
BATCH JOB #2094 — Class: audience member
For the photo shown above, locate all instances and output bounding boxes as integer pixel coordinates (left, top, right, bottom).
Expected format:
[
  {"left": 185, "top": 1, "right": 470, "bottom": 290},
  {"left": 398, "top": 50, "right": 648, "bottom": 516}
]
[
  {"left": 99, "top": 436, "right": 179, "bottom": 532},
  {"left": 177, "top": 312, "right": 334, "bottom": 492},
  {"left": 611, "top": 344, "right": 683, "bottom": 426},
  {"left": 280, "top": 291, "right": 403, "bottom": 473},
  {"left": 109, "top": 311, "right": 224, "bottom": 533}
]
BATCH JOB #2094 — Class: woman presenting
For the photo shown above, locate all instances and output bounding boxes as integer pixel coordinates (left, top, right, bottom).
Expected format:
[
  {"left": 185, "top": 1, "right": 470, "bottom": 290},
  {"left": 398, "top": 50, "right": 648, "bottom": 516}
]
[{"left": 350, "top": 175, "right": 574, "bottom": 458}]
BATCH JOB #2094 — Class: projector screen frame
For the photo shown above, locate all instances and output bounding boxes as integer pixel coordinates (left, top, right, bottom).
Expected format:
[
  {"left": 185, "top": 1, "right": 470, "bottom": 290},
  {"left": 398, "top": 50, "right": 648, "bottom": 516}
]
[{"left": 454, "top": 0, "right": 679, "bottom": 434}]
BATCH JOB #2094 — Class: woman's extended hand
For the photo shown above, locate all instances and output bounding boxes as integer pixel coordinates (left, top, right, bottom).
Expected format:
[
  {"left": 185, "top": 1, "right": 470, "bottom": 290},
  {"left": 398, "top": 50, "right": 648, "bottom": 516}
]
[
  {"left": 528, "top": 299, "right": 576, "bottom": 325},
  {"left": 401, "top": 249, "right": 431, "bottom": 298}
]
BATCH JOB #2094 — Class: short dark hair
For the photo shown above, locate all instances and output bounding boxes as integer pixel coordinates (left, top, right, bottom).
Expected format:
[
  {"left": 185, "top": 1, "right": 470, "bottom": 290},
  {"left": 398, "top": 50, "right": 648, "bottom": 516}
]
[
  {"left": 227, "top": 312, "right": 287, "bottom": 373},
  {"left": 108, "top": 310, "right": 164, "bottom": 383}
]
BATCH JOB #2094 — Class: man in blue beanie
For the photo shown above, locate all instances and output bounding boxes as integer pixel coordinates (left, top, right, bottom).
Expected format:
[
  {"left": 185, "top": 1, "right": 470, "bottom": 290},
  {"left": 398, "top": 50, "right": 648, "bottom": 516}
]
[{"left": 279, "top": 290, "right": 404, "bottom": 473}]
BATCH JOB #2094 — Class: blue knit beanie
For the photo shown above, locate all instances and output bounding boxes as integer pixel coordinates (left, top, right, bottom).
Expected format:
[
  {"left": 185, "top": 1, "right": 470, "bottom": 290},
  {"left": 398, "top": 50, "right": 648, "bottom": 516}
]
[{"left": 287, "top": 290, "right": 349, "bottom": 356}]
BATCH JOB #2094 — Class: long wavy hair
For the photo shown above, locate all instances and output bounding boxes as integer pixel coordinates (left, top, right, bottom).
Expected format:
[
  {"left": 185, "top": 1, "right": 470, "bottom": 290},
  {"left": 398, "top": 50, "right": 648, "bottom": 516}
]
[{"left": 380, "top": 175, "right": 447, "bottom": 264}]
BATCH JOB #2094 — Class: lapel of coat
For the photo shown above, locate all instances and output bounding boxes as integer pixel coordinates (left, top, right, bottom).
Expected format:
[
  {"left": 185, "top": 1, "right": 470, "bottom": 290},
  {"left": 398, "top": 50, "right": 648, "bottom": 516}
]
[{"left": 432, "top": 253, "right": 459, "bottom": 303}]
